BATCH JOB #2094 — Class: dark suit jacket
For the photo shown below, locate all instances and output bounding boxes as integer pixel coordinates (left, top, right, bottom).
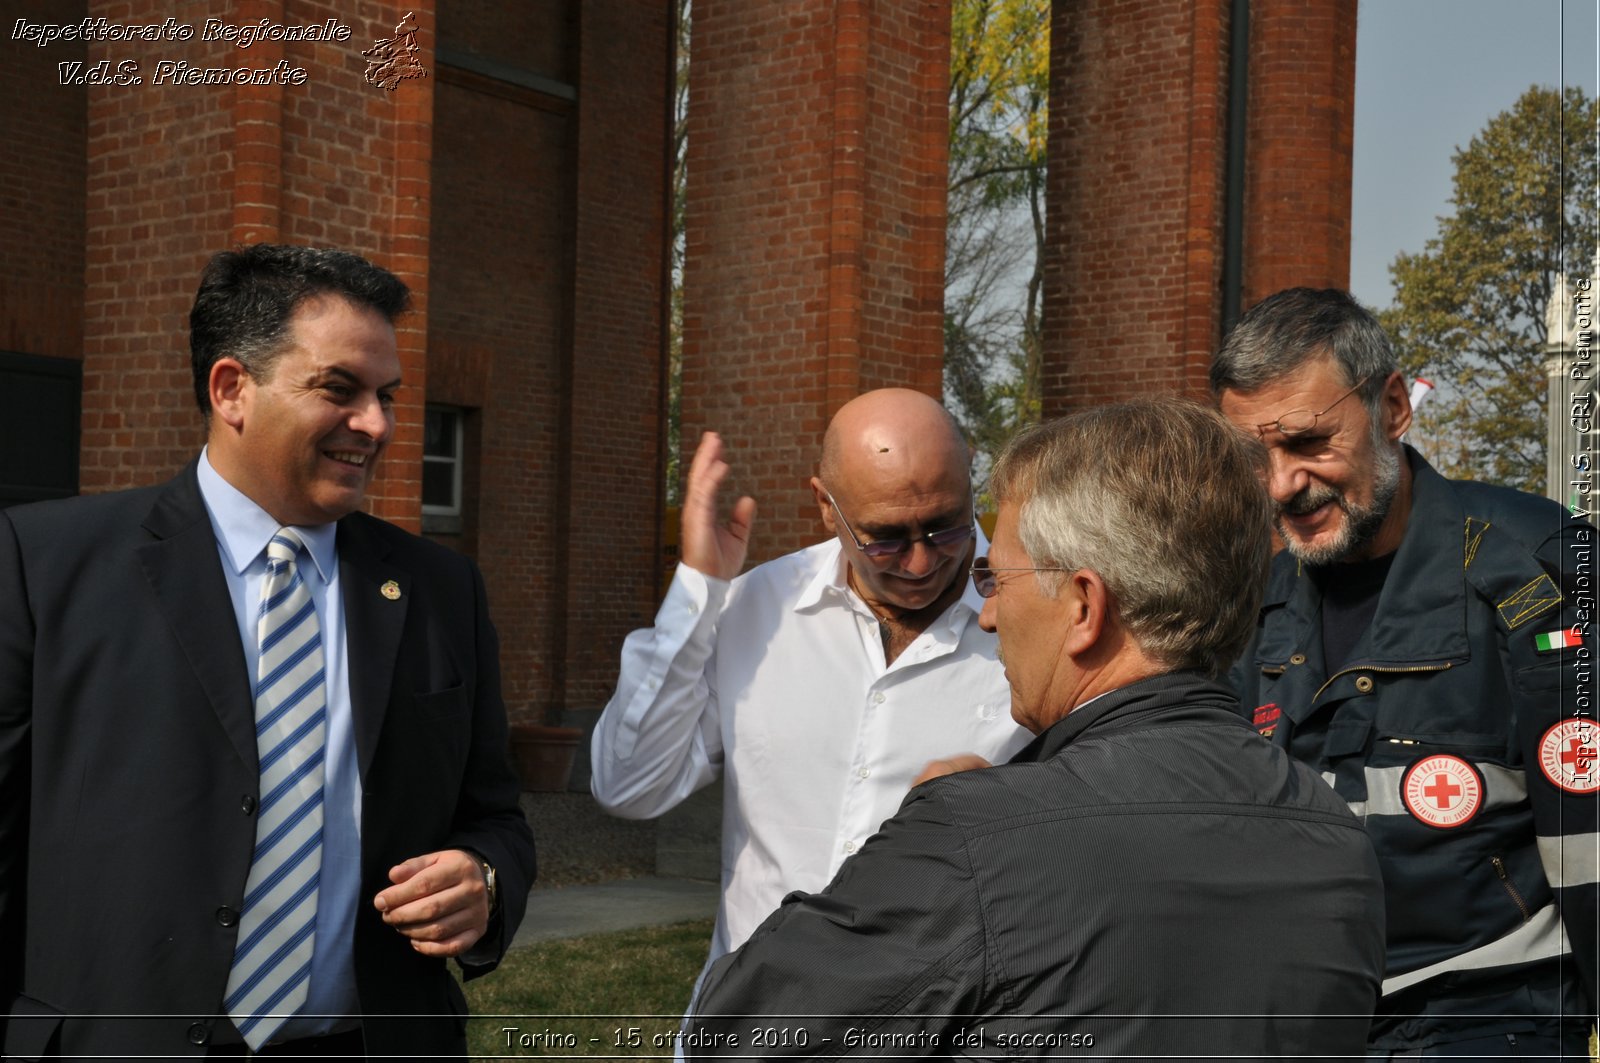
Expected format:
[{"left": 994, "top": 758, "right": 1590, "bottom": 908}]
[{"left": 0, "top": 462, "right": 536, "bottom": 1060}]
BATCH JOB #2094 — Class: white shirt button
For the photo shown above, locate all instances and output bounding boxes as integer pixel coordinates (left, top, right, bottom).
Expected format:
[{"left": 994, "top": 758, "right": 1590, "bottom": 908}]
[
  {"left": 843, "top": 840, "right": 858, "bottom": 854},
  {"left": 687, "top": 602, "right": 699, "bottom": 615},
  {"left": 872, "top": 692, "right": 886, "bottom": 705},
  {"left": 858, "top": 767, "right": 871, "bottom": 779}
]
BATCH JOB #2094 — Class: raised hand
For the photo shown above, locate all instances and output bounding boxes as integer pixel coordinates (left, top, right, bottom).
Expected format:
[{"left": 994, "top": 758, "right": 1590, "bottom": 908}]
[{"left": 680, "top": 431, "right": 758, "bottom": 581}]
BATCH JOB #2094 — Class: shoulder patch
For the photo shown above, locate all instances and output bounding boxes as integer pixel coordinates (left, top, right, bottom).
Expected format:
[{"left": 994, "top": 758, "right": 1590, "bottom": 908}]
[
  {"left": 1463, "top": 517, "right": 1490, "bottom": 570},
  {"left": 1401, "top": 755, "right": 1484, "bottom": 829},
  {"left": 1252, "top": 702, "right": 1281, "bottom": 737},
  {"left": 1497, "top": 573, "right": 1562, "bottom": 631},
  {"left": 1538, "top": 719, "right": 1600, "bottom": 794}
]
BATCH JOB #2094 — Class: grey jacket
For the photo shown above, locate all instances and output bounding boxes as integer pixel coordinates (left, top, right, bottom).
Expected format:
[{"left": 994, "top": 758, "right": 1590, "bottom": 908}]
[{"left": 688, "top": 671, "right": 1386, "bottom": 1061}]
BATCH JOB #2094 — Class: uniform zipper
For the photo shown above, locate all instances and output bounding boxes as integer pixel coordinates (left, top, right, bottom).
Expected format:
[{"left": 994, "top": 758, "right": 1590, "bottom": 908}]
[{"left": 1492, "top": 856, "right": 1531, "bottom": 923}]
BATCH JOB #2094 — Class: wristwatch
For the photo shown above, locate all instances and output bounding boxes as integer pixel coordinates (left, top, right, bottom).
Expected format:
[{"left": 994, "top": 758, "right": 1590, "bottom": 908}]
[{"left": 468, "top": 851, "right": 499, "bottom": 917}]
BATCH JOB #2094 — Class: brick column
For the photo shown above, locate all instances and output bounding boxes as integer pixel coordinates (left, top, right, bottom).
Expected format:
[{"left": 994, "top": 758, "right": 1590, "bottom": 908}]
[
  {"left": 1041, "top": 0, "right": 1358, "bottom": 412},
  {"left": 681, "top": 0, "right": 951, "bottom": 562},
  {"left": 1041, "top": 0, "right": 1231, "bottom": 413},
  {"left": 1242, "top": 0, "right": 1358, "bottom": 305},
  {"left": 78, "top": 0, "right": 434, "bottom": 526}
]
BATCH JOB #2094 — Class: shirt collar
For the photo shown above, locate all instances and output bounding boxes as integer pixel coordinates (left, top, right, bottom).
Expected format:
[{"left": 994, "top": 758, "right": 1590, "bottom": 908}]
[{"left": 196, "top": 446, "right": 338, "bottom": 584}]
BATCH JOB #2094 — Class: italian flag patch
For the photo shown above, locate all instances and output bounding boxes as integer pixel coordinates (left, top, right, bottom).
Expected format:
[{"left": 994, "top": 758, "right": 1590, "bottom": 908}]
[{"left": 1534, "top": 627, "right": 1582, "bottom": 652}]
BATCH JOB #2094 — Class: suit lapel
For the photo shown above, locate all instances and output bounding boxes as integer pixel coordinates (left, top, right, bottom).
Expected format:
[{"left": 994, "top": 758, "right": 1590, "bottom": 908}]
[
  {"left": 137, "top": 463, "right": 257, "bottom": 771},
  {"left": 337, "top": 516, "right": 409, "bottom": 779}
]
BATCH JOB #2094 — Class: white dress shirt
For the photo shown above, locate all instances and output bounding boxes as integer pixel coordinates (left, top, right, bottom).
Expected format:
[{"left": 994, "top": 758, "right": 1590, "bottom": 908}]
[{"left": 591, "top": 536, "right": 1028, "bottom": 966}]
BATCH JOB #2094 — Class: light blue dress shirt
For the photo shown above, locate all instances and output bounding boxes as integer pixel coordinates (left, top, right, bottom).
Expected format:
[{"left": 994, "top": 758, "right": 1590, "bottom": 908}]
[{"left": 197, "top": 450, "right": 363, "bottom": 1038}]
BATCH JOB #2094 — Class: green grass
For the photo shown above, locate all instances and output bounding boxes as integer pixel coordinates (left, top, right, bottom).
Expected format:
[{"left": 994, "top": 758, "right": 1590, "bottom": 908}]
[{"left": 462, "top": 919, "right": 713, "bottom": 1059}]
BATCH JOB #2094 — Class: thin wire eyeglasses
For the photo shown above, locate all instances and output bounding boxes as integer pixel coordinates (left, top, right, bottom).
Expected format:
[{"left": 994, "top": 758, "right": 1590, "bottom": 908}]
[
  {"left": 823, "top": 492, "right": 975, "bottom": 559},
  {"left": 1247, "top": 374, "right": 1375, "bottom": 439},
  {"left": 969, "top": 555, "right": 1071, "bottom": 598}
]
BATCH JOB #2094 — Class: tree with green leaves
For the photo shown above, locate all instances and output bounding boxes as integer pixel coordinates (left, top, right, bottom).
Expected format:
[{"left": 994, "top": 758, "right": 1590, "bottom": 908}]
[
  {"left": 1381, "top": 84, "right": 1599, "bottom": 492},
  {"left": 944, "top": 0, "right": 1049, "bottom": 492},
  {"left": 666, "top": 0, "right": 690, "bottom": 506}
]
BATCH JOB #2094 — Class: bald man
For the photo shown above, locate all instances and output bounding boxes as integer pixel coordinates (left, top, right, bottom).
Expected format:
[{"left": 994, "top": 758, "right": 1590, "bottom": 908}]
[{"left": 591, "top": 388, "right": 1028, "bottom": 977}]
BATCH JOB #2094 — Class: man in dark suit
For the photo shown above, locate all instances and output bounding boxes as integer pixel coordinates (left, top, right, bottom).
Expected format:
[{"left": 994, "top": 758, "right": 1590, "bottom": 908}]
[{"left": 0, "top": 244, "right": 536, "bottom": 1060}]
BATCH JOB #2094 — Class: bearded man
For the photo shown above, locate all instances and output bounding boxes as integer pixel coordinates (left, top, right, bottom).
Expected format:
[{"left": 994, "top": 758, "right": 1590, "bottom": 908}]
[{"left": 1214, "top": 287, "right": 1597, "bottom": 1058}]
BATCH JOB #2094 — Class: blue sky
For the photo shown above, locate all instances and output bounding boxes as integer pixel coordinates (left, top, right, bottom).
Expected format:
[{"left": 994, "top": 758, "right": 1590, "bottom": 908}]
[{"left": 1350, "top": 0, "right": 1599, "bottom": 309}]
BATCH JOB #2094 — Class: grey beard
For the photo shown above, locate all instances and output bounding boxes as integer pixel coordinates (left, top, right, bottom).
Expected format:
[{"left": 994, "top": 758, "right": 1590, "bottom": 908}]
[{"left": 1277, "top": 443, "right": 1402, "bottom": 566}]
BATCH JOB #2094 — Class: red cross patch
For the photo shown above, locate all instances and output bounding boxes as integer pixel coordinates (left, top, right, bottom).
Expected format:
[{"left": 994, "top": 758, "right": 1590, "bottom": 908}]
[
  {"left": 1538, "top": 719, "right": 1600, "bottom": 794},
  {"left": 1401, "top": 755, "right": 1484, "bottom": 829}
]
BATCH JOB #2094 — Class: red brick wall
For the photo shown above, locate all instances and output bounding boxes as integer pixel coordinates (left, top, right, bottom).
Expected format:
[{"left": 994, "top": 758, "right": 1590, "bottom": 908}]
[
  {"left": 428, "top": 26, "right": 574, "bottom": 719},
  {"left": 9, "top": 0, "right": 670, "bottom": 730},
  {"left": 1043, "top": 0, "right": 1358, "bottom": 412},
  {"left": 427, "top": 1, "right": 668, "bottom": 721},
  {"left": 1242, "top": 0, "right": 1358, "bottom": 304},
  {"left": 75, "top": 0, "right": 434, "bottom": 516},
  {"left": 1042, "top": 0, "right": 1231, "bottom": 413},
  {"left": 561, "top": 0, "right": 671, "bottom": 712},
  {"left": 681, "top": 0, "right": 951, "bottom": 563},
  {"left": 1, "top": 0, "right": 87, "bottom": 362},
  {"left": 80, "top": 0, "right": 242, "bottom": 489}
]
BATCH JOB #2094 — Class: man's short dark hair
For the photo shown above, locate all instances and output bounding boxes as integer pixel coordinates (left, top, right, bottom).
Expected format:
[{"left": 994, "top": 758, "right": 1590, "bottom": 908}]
[
  {"left": 189, "top": 243, "right": 410, "bottom": 415},
  {"left": 1209, "top": 288, "right": 1397, "bottom": 419}
]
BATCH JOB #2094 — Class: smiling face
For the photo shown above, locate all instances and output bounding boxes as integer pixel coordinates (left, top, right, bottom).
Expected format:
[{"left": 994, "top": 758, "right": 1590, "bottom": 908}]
[
  {"left": 208, "top": 295, "right": 401, "bottom": 527},
  {"left": 813, "top": 388, "right": 976, "bottom": 614},
  {"left": 821, "top": 465, "right": 974, "bottom": 612},
  {"left": 1219, "top": 357, "right": 1410, "bottom": 565}
]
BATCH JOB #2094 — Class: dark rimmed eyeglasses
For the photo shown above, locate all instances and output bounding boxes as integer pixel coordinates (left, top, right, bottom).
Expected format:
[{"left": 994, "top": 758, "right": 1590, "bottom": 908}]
[
  {"left": 824, "top": 493, "right": 975, "bottom": 559},
  {"left": 1246, "top": 374, "right": 1374, "bottom": 440},
  {"left": 969, "top": 555, "right": 1070, "bottom": 598}
]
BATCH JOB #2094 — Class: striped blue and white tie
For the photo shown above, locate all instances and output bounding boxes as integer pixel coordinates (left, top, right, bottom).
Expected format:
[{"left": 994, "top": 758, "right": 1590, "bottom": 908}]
[{"left": 225, "top": 528, "right": 327, "bottom": 1049}]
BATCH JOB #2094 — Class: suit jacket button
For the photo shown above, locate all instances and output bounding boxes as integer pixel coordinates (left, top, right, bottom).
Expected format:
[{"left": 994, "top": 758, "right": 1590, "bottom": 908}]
[
  {"left": 187, "top": 1022, "right": 211, "bottom": 1045},
  {"left": 241, "top": 794, "right": 257, "bottom": 815},
  {"left": 216, "top": 906, "right": 239, "bottom": 927}
]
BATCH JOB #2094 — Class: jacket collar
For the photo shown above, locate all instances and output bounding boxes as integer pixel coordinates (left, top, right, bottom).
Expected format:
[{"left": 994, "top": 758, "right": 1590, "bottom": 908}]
[
  {"left": 335, "top": 512, "right": 406, "bottom": 777},
  {"left": 1015, "top": 670, "right": 1241, "bottom": 763},
  {"left": 1256, "top": 446, "right": 1471, "bottom": 668},
  {"left": 138, "top": 460, "right": 259, "bottom": 772},
  {"left": 139, "top": 459, "right": 407, "bottom": 779}
]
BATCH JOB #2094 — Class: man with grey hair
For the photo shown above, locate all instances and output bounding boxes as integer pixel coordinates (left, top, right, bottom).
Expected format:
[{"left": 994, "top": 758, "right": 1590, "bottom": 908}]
[
  {"left": 1215, "top": 287, "right": 1597, "bottom": 1057},
  {"left": 684, "top": 398, "right": 1385, "bottom": 1059}
]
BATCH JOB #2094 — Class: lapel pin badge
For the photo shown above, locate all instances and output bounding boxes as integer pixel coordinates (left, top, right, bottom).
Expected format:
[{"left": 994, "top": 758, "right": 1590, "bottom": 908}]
[{"left": 380, "top": 579, "right": 402, "bottom": 601}]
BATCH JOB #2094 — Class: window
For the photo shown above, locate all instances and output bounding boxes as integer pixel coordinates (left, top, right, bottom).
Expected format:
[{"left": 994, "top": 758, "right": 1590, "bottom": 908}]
[
  {"left": 422, "top": 405, "right": 464, "bottom": 533},
  {"left": 0, "top": 351, "right": 80, "bottom": 508}
]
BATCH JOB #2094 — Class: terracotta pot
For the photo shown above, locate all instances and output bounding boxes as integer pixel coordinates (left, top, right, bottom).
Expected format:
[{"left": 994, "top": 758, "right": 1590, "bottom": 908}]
[{"left": 508, "top": 724, "right": 583, "bottom": 792}]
